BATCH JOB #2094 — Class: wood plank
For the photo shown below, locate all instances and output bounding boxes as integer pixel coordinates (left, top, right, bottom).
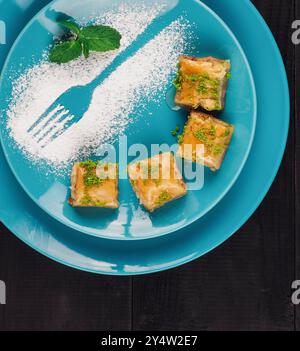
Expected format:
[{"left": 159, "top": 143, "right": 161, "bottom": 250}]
[
  {"left": 0, "top": 227, "right": 132, "bottom": 331},
  {"left": 132, "top": 0, "right": 295, "bottom": 331},
  {"left": 295, "top": 0, "right": 300, "bottom": 332}
]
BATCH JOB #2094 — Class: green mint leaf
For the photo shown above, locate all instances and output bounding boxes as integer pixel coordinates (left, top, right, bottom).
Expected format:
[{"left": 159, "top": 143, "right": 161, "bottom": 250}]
[
  {"left": 81, "top": 39, "right": 90, "bottom": 59},
  {"left": 80, "top": 25, "right": 121, "bottom": 52},
  {"left": 49, "top": 40, "right": 82, "bottom": 64},
  {"left": 58, "top": 19, "right": 81, "bottom": 35}
]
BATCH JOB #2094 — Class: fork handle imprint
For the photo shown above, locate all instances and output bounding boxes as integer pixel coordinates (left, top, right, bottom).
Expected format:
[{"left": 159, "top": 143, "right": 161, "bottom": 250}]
[{"left": 86, "top": 7, "right": 179, "bottom": 91}]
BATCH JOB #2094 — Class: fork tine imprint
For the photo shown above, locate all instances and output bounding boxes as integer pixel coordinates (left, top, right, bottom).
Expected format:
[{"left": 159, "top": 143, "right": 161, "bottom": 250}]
[
  {"left": 34, "top": 109, "right": 70, "bottom": 143},
  {"left": 39, "top": 114, "right": 75, "bottom": 148},
  {"left": 27, "top": 104, "right": 64, "bottom": 134}
]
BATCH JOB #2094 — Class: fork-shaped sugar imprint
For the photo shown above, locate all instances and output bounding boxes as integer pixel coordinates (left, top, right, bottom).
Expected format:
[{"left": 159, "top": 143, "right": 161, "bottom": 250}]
[
  {"left": 11, "top": 2, "right": 162, "bottom": 147},
  {"left": 40, "top": 18, "right": 189, "bottom": 165},
  {"left": 26, "top": 6, "right": 180, "bottom": 148}
]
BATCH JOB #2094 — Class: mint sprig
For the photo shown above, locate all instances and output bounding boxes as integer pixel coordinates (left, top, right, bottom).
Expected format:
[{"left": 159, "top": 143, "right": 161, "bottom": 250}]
[
  {"left": 49, "top": 40, "right": 82, "bottom": 64},
  {"left": 49, "top": 19, "right": 122, "bottom": 64},
  {"left": 58, "top": 19, "right": 81, "bottom": 35},
  {"left": 80, "top": 26, "right": 122, "bottom": 52}
]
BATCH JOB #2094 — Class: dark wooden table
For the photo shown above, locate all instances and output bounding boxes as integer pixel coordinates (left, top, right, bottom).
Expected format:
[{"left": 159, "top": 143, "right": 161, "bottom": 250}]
[{"left": 0, "top": 0, "right": 297, "bottom": 331}]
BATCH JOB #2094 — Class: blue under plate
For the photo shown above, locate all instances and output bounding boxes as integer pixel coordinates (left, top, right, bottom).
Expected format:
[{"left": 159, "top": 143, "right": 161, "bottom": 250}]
[
  {"left": 0, "top": 0, "right": 256, "bottom": 240},
  {"left": 0, "top": 0, "right": 289, "bottom": 275}
]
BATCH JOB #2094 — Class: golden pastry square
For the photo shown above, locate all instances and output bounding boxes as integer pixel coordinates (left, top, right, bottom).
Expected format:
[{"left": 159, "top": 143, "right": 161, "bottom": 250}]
[
  {"left": 174, "top": 56, "right": 231, "bottom": 111},
  {"left": 128, "top": 152, "right": 187, "bottom": 212},
  {"left": 69, "top": 160, "right": 119, "bottom": 208},
  {"left": 177, "top": 111, "right": 234, "bottom": 171}
]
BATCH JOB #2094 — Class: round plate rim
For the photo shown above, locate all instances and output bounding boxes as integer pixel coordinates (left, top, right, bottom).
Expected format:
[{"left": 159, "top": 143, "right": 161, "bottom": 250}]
[
  {"left": 0, "top": 0, "right": 289, "bottom": 276},
  {"left": 0, "top": 0, "right": 257, "bottom": 240}
]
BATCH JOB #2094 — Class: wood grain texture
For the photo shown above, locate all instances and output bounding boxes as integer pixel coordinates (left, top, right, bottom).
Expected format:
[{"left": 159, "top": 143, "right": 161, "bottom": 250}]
[
  {"left": 0, "top": 231, "right": 132, "bottom": 331},
  {"left": 0, "top": 0, "right": 296, "bottom": 331},
  {"left": 132, "top": 0, "right": 296, "bottom": 331},
  {"left": 295, "top": 0, "right": 300, "bottom": 332}
]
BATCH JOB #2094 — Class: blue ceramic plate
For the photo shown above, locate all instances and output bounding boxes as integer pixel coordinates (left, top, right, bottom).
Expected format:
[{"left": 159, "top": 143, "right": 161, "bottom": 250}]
[
  {"left": 0, "top": 0, "right": 289, "bottom": 275},
  {"left": 0, "top": 0, "right": 256, "bottom": 240}
]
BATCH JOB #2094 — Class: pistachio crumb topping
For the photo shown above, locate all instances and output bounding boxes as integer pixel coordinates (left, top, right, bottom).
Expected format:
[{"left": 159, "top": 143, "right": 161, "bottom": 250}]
[
  {"left": 79, "top": 160, "right": 114, "bottom": 187},
  {"left": 192, "top": 123, "right": 228, "bottom": 157},
  {"left": 213, "top": 144, "right": 224, "bottom": 155},
  {"left": 80, "top": 192, "right": 107, "bottom": 207},
  {"left": 173, "top": 71, "right": 183, "bottom": 90},
  {"left": 171, "top": 125, "right": 180, "bottom": 138},
  {"left": 178, "top": 72, "right": 221, "bottom": 100},
  {"left": 223, "top": 129, "right": 231, "bottom": 137},
  {"left": 156, "top": 191, "right": 171, "bottom": 205},
  {"left": 79, "top": 160, "right": 105, "bottom": 187}
]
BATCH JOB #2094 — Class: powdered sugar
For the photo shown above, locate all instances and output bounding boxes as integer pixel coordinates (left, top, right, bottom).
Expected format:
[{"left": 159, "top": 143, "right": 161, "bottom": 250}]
[{"left": 7, "top": 2, "right": 192, "bottom": 173}]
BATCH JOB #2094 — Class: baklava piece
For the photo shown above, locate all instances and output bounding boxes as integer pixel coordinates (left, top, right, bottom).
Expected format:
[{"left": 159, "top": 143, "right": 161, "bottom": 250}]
[
  {"left": 69, "top": 160, "right": 119, "bottom": 208},
  {"left": 177, "top": 111, "right": 234, "bottom": 171},
  {"left": 174, "top": 56, "right": 231, "bottom": 111},
  {"left": 128, "top": 152, "right": 187, "bottom": 212}
]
